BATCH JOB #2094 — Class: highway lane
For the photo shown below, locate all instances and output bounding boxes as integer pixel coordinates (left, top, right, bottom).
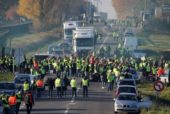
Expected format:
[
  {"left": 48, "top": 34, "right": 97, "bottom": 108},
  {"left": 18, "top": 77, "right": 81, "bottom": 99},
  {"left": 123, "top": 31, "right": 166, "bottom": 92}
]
[{"left": 19, "top": 81, "right": 114, "bottom": 114}]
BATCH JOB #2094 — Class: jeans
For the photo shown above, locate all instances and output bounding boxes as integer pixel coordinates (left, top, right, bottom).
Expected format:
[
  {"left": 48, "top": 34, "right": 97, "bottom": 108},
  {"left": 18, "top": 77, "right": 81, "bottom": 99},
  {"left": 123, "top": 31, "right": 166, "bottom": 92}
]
[
  {"left": 26, "top": 104, "right": 32, "bottom": 114},
  {"left": 83, "top": 86, "right": 88, "bottom": 97}
]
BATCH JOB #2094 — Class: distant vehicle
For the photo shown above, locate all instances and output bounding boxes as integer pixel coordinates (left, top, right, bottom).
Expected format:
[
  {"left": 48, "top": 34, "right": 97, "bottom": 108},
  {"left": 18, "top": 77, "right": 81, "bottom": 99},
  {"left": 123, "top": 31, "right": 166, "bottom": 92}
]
[
  {"left": 48, "top": 45, "right": 71, "bottom": 57},
  {"left": 124, "top": 32, "right": 134, "bottom": 37},
  {"left": 34, "top": 53, "right": 53, "bottom": 62},
  {"left": 117, "top": 79, "right": 136, "bottom": 86},
  {"left": 63, "top": 21, "right": 80, "bottom": 43},
  {"left": 0, "top": 82, "right": 17, "bottom": 95},
  {"left": 14, "top": 74, "right": 38, "bottom": 90},
  {"left": 119, "top": 73, "right": 134, "bottom": 80},
  {"left": 114, "top": 93, "right": 140, "bottom": 114},
  {"left": 160, "top": 69, "right": 170, "bottom": 84},
  {"left": 128, "top": 69, "right": 140, "bottom": 81},
  {"left": 114, "top": 85, "right": 138, "bottom": 97},
  {"left": 73, "top": 27, "right": 94, "bottom": 56},
  {"left": 123, "top": 37, "right": 138, "bottom": 51}
]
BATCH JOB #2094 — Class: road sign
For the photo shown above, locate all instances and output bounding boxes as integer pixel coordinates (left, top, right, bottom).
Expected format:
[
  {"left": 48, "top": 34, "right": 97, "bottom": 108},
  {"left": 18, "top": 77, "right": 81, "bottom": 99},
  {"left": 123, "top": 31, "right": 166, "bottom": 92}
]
[{"left": 154, "top": 81, "right": 164, "bottom": 92}]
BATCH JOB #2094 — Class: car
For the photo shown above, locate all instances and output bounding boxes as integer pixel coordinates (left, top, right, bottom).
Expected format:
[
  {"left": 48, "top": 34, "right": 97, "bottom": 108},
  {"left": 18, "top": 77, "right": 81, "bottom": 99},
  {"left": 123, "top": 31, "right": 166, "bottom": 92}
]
[
  {"left": 0, "top": 82, "right": 18, "bottom": 95},
  {"left": 129, "top": 69, "right": 140, "bottom": 81},
  {"left": 117, "top": 79, "right": 136, "bottom": 86},
  {"left": 114, "top": 93, "right": 140, "bottom": 114},
  {"left": 114, "top": 85, "right": 138, "bottom": 97},
  {"left": 14, "top": 73, "right": 38, "bottom": 89}
]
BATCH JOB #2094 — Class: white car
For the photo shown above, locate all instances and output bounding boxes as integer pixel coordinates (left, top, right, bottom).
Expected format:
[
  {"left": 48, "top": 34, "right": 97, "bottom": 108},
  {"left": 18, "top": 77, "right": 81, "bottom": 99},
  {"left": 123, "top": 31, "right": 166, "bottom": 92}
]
[
  {"left": 114, "top": 85, "right": 138, "bottom": 97},
  {"left": 114, "top": 93, "right": 140, "bottom": 114},
  {"left": 114, "top": 93, "right": 152, "bottom": 114}
]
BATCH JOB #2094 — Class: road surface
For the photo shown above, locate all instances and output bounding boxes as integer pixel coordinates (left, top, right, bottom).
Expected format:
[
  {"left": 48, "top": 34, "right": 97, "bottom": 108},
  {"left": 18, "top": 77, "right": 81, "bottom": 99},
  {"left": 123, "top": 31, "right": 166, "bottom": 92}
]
[{"left": 19, "top": 81, "right": 114, "bottom": 114}]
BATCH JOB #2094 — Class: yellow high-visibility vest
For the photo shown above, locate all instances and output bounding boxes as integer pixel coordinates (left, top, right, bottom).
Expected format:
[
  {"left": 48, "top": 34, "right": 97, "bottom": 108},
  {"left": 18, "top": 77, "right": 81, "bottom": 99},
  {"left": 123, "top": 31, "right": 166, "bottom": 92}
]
[
  {"left": 23, "top": 83, "right": 29, "bottom": 91},
  {"left": 82, "top": 79, "right": 88, "bottom": 86},
  {"left": 70, "top": 79, "right": 77, "bottom": 88},
  {"left": 55, "top": 78, "right": 61, "bottom": 87}
]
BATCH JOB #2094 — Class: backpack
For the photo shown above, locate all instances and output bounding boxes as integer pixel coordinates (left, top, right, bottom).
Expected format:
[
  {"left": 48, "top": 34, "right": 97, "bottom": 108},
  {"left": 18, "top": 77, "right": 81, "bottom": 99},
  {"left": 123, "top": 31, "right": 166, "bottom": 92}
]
[{"left": 25, "top": 94, "right": 32, "bottom": 105}]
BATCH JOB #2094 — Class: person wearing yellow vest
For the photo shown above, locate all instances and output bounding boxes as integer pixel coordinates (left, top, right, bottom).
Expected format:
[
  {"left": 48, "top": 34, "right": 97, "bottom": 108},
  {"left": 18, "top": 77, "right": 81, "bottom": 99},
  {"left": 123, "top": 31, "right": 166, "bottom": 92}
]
[
  {"left": 70, "top": 77, "right": 77, "bottom": 98},
  {"left": 8, "top": 92, "right": 17, "bottom": 114},
  {"left": 55, "top": 77, "right": 62, "bottom": 98},
  {"left": 23, "top": 80, "right": 30, "bottom": 93},
  {"left": 0, "top": 92, "right": 10, "bottom": 114},
  {"left": 16, "top": 91, "right": 22, "bottom": 114},
  {"left": 107, "top": 69, "right": 112, "bottom": 91},
  {"left": 36, "top": 78, "right": 44, "bottom": 98},
  {"left": 81, "top": 77, "right": 89, "bottom": 97}
]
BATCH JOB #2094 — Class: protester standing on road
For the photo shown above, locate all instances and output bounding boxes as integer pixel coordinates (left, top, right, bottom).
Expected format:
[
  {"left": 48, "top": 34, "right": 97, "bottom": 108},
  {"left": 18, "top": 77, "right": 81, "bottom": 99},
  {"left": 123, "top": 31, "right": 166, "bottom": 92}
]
[
  {"left": 36, "top": 78, "right": 44, "bottom": 98},
  {"left": 81, "top": 76, "right": 89, "bottom": 97},
  {"left": 0, "top": 92, "right": 10, "bottom": 114},
  {"left": 8, "top": 92, "right": 17, "bottom": 114},
  {"left": 23, "top": 80, "right": 30, "bottom": 93},
  {"left": 70, "top": 77, "right": 77, "bottom": 98},
  {"left": 16, "top": 91, "right": 22, "bottom": 114},
  {"left": 24, "top": 91, "right": 34, "bottom": 114},
  {"left": 47, "top": 78, "right": 54, "bottom": 98},
  {"left": 55, "top": 76, "right": 62, "bottom": 98},
  {"left": 61, "top": 76, "right": 69, "bottom": 97}
]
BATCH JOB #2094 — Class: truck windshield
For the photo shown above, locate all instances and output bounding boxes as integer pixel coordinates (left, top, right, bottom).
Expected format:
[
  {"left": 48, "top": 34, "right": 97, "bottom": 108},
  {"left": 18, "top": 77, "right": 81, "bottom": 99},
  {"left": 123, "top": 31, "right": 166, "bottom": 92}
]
[
  {"left": 76, "top": 38, "right": 93, "bottom": 47},
  {"left": 64, "top": 29, "right": 74, "bottom": 36}
]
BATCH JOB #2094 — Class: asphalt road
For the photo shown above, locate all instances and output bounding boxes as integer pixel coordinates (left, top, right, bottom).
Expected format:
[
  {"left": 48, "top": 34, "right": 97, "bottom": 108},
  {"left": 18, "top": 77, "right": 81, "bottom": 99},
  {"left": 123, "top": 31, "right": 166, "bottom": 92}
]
[{"left": 19, "top": 81, "right": 114, "bottom": 114}]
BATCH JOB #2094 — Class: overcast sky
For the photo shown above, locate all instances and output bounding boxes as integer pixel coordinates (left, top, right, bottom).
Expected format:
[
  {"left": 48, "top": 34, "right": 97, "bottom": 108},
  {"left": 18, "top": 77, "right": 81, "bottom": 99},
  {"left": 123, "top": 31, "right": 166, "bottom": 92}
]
[{"left": 92, "top": 0, "right": 117, "bottom": 19}]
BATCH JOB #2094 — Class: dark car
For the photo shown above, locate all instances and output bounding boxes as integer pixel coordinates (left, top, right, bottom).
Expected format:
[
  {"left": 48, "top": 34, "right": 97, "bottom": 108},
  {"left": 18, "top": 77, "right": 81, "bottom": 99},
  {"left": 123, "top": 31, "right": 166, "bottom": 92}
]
[{"left": 0, "top": 82, "right": 18, "bottom": 95}]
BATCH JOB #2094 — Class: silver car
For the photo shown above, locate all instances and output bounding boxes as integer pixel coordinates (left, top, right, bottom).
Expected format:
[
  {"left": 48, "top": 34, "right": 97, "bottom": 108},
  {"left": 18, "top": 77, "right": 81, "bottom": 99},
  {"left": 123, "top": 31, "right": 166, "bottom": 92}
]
[
  {"left": 114, "top": 93, "right": 140, "bottom": 114},
  {"left": 114, "top": 85, "right": 138, "bottom": 97},
  {"left": 14, "top": 73, "right": 38, "bottom": 89}
]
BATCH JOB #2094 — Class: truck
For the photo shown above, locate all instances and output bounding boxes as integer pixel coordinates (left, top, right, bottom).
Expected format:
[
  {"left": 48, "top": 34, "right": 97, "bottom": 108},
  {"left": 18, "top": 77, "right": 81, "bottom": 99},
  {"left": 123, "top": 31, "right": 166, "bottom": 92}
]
[
  {"left": 63, "top": 21, "right": 80, "bottom": 44},
  {"left": 123, "top": 37, "right": 138, "bottom": 51},
  {"left": 73, "top": 27, "right": 94, "bottom": 56}
]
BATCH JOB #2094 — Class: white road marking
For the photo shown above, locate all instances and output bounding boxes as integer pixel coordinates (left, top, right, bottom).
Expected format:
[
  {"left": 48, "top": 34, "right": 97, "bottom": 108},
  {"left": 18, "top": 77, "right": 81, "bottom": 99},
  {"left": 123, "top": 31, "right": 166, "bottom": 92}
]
[
  {"left": 19, "top": 102, "right": 25, "bottom": 109},
  {"left": 64, "top": 86, "right": 81, "bottom": 113}
]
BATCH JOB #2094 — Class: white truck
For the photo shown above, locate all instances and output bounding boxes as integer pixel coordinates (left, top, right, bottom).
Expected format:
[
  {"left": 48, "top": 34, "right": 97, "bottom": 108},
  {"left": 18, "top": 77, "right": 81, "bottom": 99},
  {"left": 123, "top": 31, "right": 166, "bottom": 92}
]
[
  {"left": 73, "top": 27, "right": 94, "bottom": 56},
  {"left": 123, "top": 37, "right": 138, "bottom": 51},
  {"left": 63, "top": 21, "right": 80, "bottom": 44}
]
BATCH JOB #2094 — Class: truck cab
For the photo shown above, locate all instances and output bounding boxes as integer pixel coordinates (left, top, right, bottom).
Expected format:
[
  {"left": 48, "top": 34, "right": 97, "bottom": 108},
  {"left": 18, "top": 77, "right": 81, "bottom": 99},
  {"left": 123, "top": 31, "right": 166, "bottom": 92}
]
[{"left": 73, "top": 27, "right": 94, "bottom": 56}]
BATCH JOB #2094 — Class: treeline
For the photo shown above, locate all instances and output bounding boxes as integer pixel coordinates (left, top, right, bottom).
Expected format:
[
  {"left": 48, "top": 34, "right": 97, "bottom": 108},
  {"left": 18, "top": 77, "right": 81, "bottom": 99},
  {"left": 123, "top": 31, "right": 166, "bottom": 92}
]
[
  {"left": 0, "top": 0, "right": 86, "bottom": 31},
  {"left": 112, "top": 0, "right": 170, "bottom": 19}
]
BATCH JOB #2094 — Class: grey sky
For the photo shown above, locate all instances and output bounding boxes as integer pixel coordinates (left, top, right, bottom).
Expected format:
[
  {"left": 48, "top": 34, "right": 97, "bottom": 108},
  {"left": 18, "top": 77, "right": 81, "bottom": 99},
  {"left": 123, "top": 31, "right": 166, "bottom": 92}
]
[{"left": 92, "top": 0, "right": 117, "bottom": 19}]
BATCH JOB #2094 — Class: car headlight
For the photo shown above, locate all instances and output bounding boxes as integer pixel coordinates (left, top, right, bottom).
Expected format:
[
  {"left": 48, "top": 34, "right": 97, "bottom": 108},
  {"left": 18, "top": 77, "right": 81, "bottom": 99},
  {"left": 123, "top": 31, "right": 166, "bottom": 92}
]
[{"left": 115, "top": 102, "right": 122, "bottom": 108}]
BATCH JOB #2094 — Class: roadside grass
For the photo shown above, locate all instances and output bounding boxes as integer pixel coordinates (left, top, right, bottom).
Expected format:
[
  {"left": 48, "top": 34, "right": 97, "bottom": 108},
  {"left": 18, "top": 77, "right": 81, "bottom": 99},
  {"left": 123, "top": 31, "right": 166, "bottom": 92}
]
[
  {"left": 4, "top": 28, "right": 62, "bottom": 58},
  {"left": 138, "top": 82, "right": 170, "bottom": 114},
  {"left": 137, "top": 31, "right": 170, "bottom": 58},
  {"left": 0, "top": 72, "right": 14, "bottom": 81}
]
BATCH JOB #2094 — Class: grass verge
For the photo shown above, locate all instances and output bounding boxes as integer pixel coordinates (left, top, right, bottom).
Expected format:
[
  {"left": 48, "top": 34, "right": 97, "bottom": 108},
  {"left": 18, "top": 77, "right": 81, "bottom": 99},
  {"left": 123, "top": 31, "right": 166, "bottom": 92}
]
[
  {"left": 138, "top": 83, "right": 170, "bottom": 114},
  {"left": 0, "top": 72, "right": 14, "bottom": 81}
]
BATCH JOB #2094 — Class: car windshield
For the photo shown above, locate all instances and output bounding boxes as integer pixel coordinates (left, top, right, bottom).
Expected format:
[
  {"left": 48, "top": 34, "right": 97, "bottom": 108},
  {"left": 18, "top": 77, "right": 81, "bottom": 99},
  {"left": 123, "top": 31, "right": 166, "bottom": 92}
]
[
  {"left": 118, "top": 94, "right": 137, "bottom": 101},
  {"left": 118, "top": 87, "right": 136, "bottom": 94},
  {"left": 14, "top": 77, "right": 30, "bottom": 84},
  {"left": 119, "top": 81, "right": 135, "bottom": 86},
  {"left": 0, "top": 83, "right": 15, "bottom": 90}
]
